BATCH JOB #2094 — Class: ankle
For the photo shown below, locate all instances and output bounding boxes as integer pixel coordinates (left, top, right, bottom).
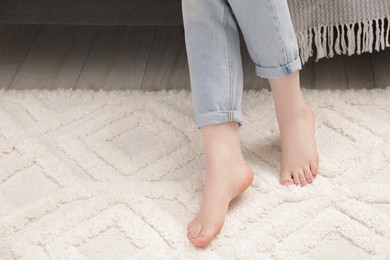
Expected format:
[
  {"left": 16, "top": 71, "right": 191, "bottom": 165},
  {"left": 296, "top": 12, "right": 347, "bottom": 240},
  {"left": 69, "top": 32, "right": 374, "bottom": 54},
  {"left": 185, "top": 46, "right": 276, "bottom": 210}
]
[
  {"left": 201, "top": 121, "right": 240, "bottom": 138},
  {"left": 201, "top": 122, "right": 242, "bottom": 156},
  {"left": 276, "top": 100, "right": 311, "bottom": 121},
  {"left": 204, "top": 144, "right": 244, "bottom": 166}
]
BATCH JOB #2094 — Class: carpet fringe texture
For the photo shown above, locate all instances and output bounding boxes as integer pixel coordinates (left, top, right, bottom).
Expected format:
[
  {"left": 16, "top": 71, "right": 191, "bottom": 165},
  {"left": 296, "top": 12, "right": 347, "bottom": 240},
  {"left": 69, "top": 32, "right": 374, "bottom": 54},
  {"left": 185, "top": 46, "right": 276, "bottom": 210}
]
[{"left": 0, "top": 87, "right": 389, "bottom": 259}]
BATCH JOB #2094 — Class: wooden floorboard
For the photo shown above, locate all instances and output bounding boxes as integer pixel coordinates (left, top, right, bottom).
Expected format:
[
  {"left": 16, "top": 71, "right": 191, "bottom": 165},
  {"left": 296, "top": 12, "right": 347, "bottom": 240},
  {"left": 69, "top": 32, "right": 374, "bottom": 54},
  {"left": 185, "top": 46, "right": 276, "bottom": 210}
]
[
  {"left": 8, "top": 24, "right": 97, "bottom": 90},
  {"left": 313, "top": 55, "right": 348, "bottom": 90},
  {"left": 0, "top": 24, "right": 389, "bottom": 92},
  {"left": 0, "top": 24, "right": 41, "bottom": 89},
  {"left": 344, "top": 51, "right": 376, "bottom": 89},
  {"left": 297, "top": 56, "right": 314, "bottom": 90},
  {"left": 141, "top": 25, "right": 189, "bottom": 91},
  {"left": 371, "top": 47, "right": 390, "bottom": 89},
  {"left": 74, "top": 25, "right": 156, "bottom": 91}
]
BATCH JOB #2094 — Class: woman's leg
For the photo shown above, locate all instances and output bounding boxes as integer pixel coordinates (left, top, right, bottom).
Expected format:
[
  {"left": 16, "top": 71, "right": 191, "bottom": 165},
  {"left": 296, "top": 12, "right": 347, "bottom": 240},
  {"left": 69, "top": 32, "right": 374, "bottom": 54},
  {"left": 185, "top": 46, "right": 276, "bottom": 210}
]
[
  {"left": 227, "top": 0, "right": 319, "bottom": 186},
  {"left": 269, "top": 71, "right": 319, "bottom": 186},
  {"left": 182, "top": 0, "right": 244, "bottom": 129},
  {"left": 182, "top": 0, "right": 254, "bottom": 248}
]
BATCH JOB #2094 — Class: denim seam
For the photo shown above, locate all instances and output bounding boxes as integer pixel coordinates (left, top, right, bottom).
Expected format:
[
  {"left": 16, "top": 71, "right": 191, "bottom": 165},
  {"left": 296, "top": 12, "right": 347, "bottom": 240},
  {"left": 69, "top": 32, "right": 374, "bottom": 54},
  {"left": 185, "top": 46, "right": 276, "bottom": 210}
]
[
  {"left": 256, "top": 56, "right": 301, "bottom": 69},
  {"left": 222, "top": 3, "right": 235, "bottom": 122},
  {"left": 270, "top": 0, "right": 289, "bottom": 71},
  {"left": 197, "top": 109, "right": 241, "bottom": 117},
  {"left": 254, "top": 56, "right": 301, "bottom": 78}
]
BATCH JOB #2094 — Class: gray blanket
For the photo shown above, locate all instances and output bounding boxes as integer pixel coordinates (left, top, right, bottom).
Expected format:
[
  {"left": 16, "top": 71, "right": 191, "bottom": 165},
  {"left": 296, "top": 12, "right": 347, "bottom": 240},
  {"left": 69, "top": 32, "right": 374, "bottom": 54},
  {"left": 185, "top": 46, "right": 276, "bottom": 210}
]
[{"left": 288, "top": 0, "right": 390, "bottom": 64}]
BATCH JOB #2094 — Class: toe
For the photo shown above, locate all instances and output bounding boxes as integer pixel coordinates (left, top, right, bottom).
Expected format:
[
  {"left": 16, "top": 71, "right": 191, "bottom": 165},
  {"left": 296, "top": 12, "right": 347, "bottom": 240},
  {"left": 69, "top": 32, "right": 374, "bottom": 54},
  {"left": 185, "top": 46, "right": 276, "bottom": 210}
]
[
  {"left": 188, "top": 221, "right": 203, "bottom": 239},
  {"left": 187, "top": 219, "right": 196, "bottom": 232},
  {"left": 191, "top": 225, "right": 219, "bottom": 248},
  {"left": 191, "top": 234, "right": 214, "bottom": 248},
  {"left": 310, "top": 161, "right": 319, "bottom": 178},
  {"left": 280, "top": 171, "right": 293, "bottom": 186},
  {"left": 298, "top": 169, "right": 307, "bottom": 186},
  {"left": 292, "top": 171, "right": 301, "bottom": 186},
  {"left": 281, "top": 178, "right": 293, "bottom": 186},
  {"left": 303, "top": 165, "right": 313, "bottom": 183}
]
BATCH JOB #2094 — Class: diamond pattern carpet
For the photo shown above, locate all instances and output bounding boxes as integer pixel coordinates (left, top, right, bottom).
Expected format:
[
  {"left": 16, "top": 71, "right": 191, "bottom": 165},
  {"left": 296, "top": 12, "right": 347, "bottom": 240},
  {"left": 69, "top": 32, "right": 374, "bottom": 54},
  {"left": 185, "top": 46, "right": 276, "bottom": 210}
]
[{"left": 0, "top": 87, "right": 389, "bottom": 259}]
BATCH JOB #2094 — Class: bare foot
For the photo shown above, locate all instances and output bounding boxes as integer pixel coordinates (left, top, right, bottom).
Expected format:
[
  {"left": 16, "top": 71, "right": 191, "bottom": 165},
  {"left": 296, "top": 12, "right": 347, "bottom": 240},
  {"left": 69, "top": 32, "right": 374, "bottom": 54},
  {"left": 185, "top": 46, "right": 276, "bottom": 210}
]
[
  {"left": 277, "top": 102, "right": 319, "bottom": 186},
  {"left": 187, "top": 122, "right": 254, "bottom": 247}
]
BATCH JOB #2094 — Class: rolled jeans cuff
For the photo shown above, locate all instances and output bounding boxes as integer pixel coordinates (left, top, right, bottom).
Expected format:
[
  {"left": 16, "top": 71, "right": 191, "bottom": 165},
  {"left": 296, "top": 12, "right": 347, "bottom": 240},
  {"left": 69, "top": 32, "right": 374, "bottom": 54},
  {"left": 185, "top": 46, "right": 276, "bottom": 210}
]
[
  {"left": 195, "top": 109, "right": 243, "bottom": 129},
  {"left": 255, "top": 55, "right": 302, "bottom": 79}
]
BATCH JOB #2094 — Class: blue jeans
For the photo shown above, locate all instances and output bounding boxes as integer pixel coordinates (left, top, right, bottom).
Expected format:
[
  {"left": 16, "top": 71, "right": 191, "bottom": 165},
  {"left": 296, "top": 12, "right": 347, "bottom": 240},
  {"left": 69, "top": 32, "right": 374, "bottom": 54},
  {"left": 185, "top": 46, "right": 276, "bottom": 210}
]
[{"left": 181, "top": 0, "right": 303, "bottom": 129}]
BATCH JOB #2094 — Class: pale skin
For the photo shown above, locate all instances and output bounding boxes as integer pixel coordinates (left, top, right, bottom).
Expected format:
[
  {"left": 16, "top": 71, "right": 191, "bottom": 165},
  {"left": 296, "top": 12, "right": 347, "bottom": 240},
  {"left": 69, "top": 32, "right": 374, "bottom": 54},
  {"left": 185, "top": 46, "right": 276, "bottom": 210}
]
[{"left": 187, "top": 70, "right": 320, "bottom": 247}]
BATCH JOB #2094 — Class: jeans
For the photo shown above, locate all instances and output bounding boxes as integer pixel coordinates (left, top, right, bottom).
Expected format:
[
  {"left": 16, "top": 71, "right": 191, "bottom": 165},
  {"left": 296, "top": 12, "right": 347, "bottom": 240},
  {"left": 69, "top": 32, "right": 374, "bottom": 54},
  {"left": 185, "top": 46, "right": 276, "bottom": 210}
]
[{"left": 181, "top": 0, "right": 303, "bottom": 129}]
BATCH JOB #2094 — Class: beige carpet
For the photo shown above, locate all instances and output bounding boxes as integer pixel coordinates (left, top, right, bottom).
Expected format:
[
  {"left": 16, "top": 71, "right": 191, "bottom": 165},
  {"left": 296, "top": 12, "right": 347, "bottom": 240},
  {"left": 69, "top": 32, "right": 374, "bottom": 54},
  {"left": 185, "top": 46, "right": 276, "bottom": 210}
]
[{"left": 0, "top": 86, "right": 389, "bottom": 259}]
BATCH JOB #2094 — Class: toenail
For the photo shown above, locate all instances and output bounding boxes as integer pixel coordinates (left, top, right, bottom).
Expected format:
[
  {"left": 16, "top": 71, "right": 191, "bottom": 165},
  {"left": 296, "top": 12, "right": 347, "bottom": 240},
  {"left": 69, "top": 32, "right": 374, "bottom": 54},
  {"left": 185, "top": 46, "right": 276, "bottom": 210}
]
[{"left": 189, "top": 234, "right": 199, "bottom": 240}]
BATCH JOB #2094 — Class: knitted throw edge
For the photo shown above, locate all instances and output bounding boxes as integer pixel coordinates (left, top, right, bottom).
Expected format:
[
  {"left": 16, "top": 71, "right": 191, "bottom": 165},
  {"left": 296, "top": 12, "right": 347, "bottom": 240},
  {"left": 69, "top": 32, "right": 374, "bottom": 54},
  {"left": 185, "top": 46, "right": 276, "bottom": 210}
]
[{"left": 288, "top": 0, "right": 390, "bottom": 64}]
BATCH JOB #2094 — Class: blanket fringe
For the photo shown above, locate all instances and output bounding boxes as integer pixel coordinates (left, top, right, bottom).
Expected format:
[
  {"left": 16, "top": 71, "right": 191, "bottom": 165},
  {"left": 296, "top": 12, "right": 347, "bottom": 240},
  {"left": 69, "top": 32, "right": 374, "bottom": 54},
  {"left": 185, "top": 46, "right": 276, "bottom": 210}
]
[{"left": 297, "top": 17, "right": 390, "bottom": 64}]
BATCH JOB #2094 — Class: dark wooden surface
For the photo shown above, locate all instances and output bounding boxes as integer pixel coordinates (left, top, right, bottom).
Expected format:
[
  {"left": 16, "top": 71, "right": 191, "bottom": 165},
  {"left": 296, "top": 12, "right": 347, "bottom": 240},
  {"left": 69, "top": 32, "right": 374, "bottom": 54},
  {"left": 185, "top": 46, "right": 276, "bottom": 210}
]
[{"left": 0, "top": 24, "right": 389, "bottom": 91}]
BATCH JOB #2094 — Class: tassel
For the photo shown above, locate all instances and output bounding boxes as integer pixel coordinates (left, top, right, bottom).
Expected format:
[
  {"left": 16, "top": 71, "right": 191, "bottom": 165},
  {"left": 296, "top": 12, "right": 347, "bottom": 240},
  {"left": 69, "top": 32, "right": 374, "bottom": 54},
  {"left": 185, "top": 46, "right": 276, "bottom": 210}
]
[
  {"left": 304, "top": 30, "right": 310, "bottom": 63},
  {"left": 369, "top": 19, "right": 374, "bottom": 53},
  {"left": 329, "top": 24, "right": 334, "bottom": 58},
  {"left": 347, "top": 23, "right": 355, "bottom": 55},
  {"left": 362, "top": 21, "right": 367, "bottom": 52},
  {"left": 322, "top": 25, "right": 328, "bottom": 58},
  {"left": 313, "top": 26, "right": 320, "bottom": 61},
  {"left": 380, "top": 18, "right": 385, "bottom": 50},
  {"left": 309, "top": 27, "right": 313, "bottom": 57},
  {"left": 340, "top": 24, "right": 347, "bottom": 54},
  {"left": 365, "top": 20, "right": 372, "bottom": 52},
  {"left": 314, "top": 27, "right": 323, "bottom": 61},
  {"left": 297, "top": 31, "right": 308, "bottom": 64},
  {"left": 297, "top": 31, "right": 303, "bottom": 63},
  {"left": 298, "top": 30, "right": 305, "bottom": 64},
  {"left": 334, "top": 24, "right": 341, "bottom": 54},
  {"left": 386, "top": 18, "right": 390, "bottom": 47},
  {"left": 357, "top": 22, "right": 362, "bottom": 54},
  {"left": 374, "top": 19, "right": 380, "bottom": 51}
]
